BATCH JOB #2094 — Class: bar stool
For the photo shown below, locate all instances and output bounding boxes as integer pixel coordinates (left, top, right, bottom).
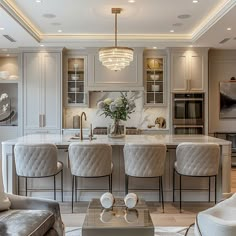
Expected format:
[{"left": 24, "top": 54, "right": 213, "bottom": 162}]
[
  {"left": 123, "top": 144, "right": 167, "bottom": 212},
  {"left": 68, "top": 143, "right": 113, "bottom": 212},
  {"left": 14, "top": 143, "right": 63, "bottom": 201},
  {"left": 173, "top": 142, "right": 220, "bottom": 212}
]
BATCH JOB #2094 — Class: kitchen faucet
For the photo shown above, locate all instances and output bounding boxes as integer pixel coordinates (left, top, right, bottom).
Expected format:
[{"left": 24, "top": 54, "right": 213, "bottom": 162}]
[{"left": 80, "top": 112, "right": 87, "bottom": 140}]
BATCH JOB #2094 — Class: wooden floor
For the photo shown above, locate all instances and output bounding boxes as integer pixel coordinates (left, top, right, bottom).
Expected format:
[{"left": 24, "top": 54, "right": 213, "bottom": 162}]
[{"left": 61, "top": 169, "right": 236, "bottom": 228}]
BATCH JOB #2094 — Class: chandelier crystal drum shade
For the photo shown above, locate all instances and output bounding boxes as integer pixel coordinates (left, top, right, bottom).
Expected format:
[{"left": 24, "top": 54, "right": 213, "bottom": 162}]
[{"left": 99, "top": 8, "right": 134, "bottom": 71}]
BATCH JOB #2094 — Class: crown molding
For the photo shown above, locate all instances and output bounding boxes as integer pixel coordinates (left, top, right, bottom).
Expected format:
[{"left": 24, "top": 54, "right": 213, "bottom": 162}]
[
  {"left": 0, "top": 0, "right": 234, "bottom": 45},
  {"left": 191, "top": 0, "right": 236, "bottom": 41},
  {"left": 0, "top": 0, "right": 42, "bottom": 42}
]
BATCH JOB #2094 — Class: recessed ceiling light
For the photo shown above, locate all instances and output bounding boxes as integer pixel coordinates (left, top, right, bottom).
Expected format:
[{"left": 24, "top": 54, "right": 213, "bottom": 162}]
[
  {"left": 35, "top": 0, "right": 41, "bottom": 3},
  {"left": 40, "top": 44, "right": 44, "bottom": 47},
  {"left": 170, "top": 30, "right": 174, "bottom": 33},
  {"left": 227, "top": 27, "right": 232, "bottom": 31},
  {"left": 172, "top": 23, "right": 183, "bottom": 27},
  {"left": 128, "top": 0, "right": 136, "bottom": 2},
  {"left": 42, "top": 13, "right": 56, "bottom": 19},
  {"left": 153, "top": 47, "right": 157, "bottom": 49},
  {"left": 0, "top": 27, "right": 5, "bottom": 30},
  {"left": 178, "top": 14, "right": 191, "bottom": 19},
  {"left": 51, "top": 22, "right": 61, "bottom": 26},
  {"left": 58, "top": 29, "right": 62, "bottom": 33},
  {"left": 193, "top": 0, "right": 199, "bottom": 3}
]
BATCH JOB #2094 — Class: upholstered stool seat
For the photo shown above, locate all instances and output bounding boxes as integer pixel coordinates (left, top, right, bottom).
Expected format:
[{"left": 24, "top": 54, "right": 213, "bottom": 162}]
[
  {"left": 123, "top": 144, "right": 167, "bottom": 211},
  {"left": 14, "top": 143, "right": 63, "bottom": 201},
  {"left": 173, "top": 142, "right": 220, "bottom": 212},
  {"left": 195, "top": 193, "right": 236, "bottom": 236},
  {"left": 68, "top": 143, "right": 113, "bottom": 212}
]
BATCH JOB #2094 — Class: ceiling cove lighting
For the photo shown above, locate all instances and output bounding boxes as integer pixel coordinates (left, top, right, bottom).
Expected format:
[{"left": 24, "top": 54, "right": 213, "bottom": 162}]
[{"left": 99, "top": 8, "right": 134, "bottom": 71}]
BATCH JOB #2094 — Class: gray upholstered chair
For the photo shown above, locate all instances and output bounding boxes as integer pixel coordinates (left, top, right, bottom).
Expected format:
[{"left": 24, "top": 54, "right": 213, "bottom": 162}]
[
  {"left": 123, "top": 144, "right": 167, "bottom": 212},
  {"left": 14, "top": 143, "right": 63, "bottom": 201},
  {"left": 68, "top": 143, "right": 113, "bottom": 212},
  {"left": 0, "top": 159, "right": 64, "bottom": 236},
  {"left": 173, "top": 142, "right": 220, "bottom": 212}
]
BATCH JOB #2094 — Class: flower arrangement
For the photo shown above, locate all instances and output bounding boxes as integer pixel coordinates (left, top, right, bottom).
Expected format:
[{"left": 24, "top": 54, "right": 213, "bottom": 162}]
[
  {"left": 97, "top": 92, "right": 136, "bottom": 121},
  {"left": 97, "top": 93, "right": 136, "bottom": 137}
]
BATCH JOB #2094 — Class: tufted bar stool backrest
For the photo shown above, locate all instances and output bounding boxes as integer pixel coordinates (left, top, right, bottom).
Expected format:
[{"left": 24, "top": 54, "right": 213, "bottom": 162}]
[
  {"left": 14, "top": 143, "right": 58, "bottom": 177},
  {"left": 176, "top": 142, "right": 220, "bottom": 176},
  {"left": 68, "top": 143, "right": 112, "bottom": 177},
  {"left": 124, "top": 144, "right": 167, "bottom": 177}
]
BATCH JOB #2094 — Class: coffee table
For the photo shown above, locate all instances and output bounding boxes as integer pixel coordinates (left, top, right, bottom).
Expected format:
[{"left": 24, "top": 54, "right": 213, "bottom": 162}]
[{"left": 82, "top": 198, "right": 154, "bottom": 236}]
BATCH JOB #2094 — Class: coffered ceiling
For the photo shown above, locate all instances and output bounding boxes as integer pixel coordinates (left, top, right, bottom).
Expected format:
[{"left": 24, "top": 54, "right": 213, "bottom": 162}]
[{"left": 0, "top": 0, "right": 236, "bottom": 49}]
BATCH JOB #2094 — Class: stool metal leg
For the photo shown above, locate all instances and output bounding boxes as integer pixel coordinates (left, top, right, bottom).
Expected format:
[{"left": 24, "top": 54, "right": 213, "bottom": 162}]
[
  {"left": 215, "top": 175, "right": 217, "bottom": 204},
  {"left": 125, "top": 175, "right": 128, "bottom": 195},
  {"left": 75, "top": 177, "right": 77, "bottom": 202},
  {"left": 61, "top": 170, "right": 63, "bottom": 202},
  {"left": 72, "top": 175, "right": 74, "bottom": 213},
  {"left": 180, "top": 174, "right": 182, "bottom": 213},
  {"left": 54, "top": 175, "right": 56, "bottom": 200},
  {"left": 173, "top": 169, "right": 175, "bottom": 202},
  {"left": 18, "top": 176, "right": 20, "bottom": 195},
  {"left": 159, "top": 177, "right": 161, "bottom": 203},
  {"left": 25, "top": 177, "right": 27, "bottom": 196},
  {"left": 208, "top": 176, "right": 211, "bottom": 202},
  {"left": 160, "top": 176, "right": 164, "bottom": 213},
  {"left": 111, "top": 174, "right": 112, "bottom": 193}
]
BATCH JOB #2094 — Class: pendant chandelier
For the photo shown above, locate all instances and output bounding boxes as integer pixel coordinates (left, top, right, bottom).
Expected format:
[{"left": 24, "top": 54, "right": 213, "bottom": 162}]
[{"left": 99, "top": 8, "right": 134, "bottom": 71}]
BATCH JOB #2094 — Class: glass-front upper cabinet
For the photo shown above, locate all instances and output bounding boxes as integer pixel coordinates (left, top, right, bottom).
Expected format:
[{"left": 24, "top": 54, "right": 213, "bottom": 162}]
[
  {"left": 65, "top": 56, "right": 88, "bottom": 106},
  {"left": 144, "top": 52, "right": 166, "bottom": 106}
]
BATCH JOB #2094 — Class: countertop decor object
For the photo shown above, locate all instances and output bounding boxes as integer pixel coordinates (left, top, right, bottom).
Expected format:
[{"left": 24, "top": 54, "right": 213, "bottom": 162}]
[
  {"left": 98, "top": 8, "right": 133, "bottom": 71},
  {"left": 124, "top": 193, "right": 138, "bottom": 209},
  {"left": 100, "top": 192, "right": 114, "bottom": 209},
  {"left": 97, "top": 92, "right": 136, "bottom": 138}
]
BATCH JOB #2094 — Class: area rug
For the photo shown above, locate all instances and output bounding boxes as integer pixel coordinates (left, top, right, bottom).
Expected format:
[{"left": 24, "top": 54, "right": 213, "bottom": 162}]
[{"left": 65, "top": 226, "right": 195, "bottom": 236}]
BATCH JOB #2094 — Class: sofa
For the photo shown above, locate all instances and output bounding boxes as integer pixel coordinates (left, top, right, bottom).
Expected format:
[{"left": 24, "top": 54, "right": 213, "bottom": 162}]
[{"left": 0, "top": 161, "right": 64, "bottom": 236}]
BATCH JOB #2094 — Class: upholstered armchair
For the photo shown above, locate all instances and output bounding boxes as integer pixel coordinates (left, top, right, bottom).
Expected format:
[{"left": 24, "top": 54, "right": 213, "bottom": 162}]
[{"left": 0, "top": 161, "right": 65, "bottom": 236}]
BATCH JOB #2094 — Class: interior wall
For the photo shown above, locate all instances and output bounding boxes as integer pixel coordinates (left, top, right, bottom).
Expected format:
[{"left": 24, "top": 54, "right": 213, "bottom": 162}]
[{"left": 209, "top": 50, "right": 236, "bottom": 135}]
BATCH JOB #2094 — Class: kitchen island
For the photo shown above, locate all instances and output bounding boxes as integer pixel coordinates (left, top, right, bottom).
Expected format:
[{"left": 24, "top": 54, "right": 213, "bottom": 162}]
[{"left": 1, "top": 134, "right": 232, "bottom": 202}]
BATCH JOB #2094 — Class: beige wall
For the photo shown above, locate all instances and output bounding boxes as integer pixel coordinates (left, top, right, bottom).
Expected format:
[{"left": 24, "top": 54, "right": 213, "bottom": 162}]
[{"left": 209, "top": 50, "right": 236, "bottom": 134}]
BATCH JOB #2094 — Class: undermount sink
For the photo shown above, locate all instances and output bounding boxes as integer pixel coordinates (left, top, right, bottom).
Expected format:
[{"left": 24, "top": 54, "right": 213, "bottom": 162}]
[{"left": 69, "top": 136, "right": 96, "bottom": 141}]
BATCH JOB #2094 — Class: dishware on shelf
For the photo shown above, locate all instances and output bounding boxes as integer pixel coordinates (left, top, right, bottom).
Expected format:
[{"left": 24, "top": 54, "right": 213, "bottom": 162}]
[
  {"left": 73, "top": 64, "right": 79, "bottom": 69},
  {"left": 0, "top": 71, "right": 10, "bottom": 80},
  {"left": 71, "top": 75, "right": 80, "bottom": 80},
  {"left": 70, "top": 87, "right": 80, "bottom": 92},
  {"left": 152, "top": 84, "right": 160, "bottom": 91},
  {"left": 150, "top": 74, "right": 160, "bottom": 80}
]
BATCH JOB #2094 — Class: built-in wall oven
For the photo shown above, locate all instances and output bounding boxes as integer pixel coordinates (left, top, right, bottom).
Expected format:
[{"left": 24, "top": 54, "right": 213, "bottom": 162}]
[{"left": 173, "top": 93, "right": 204, "bottom": 134}]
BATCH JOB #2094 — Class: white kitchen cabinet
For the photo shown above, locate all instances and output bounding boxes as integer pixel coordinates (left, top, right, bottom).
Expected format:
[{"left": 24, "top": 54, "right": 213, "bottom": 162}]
[
  {"left": 143, "top": 49, "right": 167, "bottom": 106},
  {"left": 87, "top": 48, "right": 144, "bottom": 91},
  {"left": 64, "top": 55, "right": 88, "bottom": 107},
  {"left": 170, "top": 48, "right": 208, "bottom": 92},
  {"left": 23, "top": 51, "right": 62, "bottom": 134}
]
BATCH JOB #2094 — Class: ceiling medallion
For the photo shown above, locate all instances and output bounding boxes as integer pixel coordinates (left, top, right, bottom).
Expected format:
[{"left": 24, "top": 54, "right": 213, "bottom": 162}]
[{"left": 99, "top": 8, "right": 134, "bottom": 71}]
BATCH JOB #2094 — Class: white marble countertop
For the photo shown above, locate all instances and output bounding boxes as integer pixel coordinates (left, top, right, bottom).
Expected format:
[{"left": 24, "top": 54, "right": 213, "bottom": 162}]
[{"left": 2, "top": 134, "right": 231, "bottom": 147}]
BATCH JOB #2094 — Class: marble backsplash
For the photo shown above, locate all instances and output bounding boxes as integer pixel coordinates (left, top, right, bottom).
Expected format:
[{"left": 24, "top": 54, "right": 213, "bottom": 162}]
[{"left": 63, "top": 91, "right": 169, "bottom": 130}]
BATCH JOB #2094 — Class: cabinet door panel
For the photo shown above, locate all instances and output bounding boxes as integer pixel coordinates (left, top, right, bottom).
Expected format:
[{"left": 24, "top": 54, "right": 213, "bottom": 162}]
[
  {"left": 189, "top": 54, "right": 204, "bottom": 91},
  {"left": 43, "top": 53, "right": 61, "bottom": 129},
  {"left": 171, "top": 54, "right": 188, "bottom": 92},
  {"left": 24, "top": 53, "right": 41, "bottom": 129}
]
